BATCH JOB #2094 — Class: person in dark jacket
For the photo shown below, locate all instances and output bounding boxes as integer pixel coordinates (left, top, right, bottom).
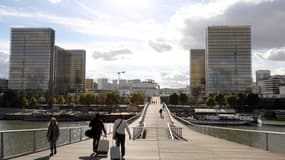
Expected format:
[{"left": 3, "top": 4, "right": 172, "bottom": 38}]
[
  {"left": 47, "top": 117, "right": 60, "bottom": 156},
  {"left": 89, "top": 114, "right": 107, "bottom": 153}
]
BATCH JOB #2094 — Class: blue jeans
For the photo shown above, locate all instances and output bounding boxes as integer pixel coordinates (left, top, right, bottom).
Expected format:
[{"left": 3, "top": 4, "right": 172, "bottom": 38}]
[{"left": 49, "top": 140, "right": 57, "bottom": 153}]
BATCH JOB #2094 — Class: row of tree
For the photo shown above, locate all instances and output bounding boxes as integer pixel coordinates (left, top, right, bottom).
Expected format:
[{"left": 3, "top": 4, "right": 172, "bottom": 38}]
[
  {"left": 168, "top": 92, "right": 261, "bottom": 110},
  {"left": 0, "top": 90, "right": 145, "bottom": 108}
]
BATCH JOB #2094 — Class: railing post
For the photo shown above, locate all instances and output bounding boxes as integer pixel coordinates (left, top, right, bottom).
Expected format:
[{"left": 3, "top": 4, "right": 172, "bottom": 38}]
[
  {"left": 33, "top": 131, "right": 36, "bottom": 152},
  {"left": 1, "top": 132, "right": 3, "bottom": 159},
  {"left": 265, "top": 133, "right": 269, "bottom": 151},
  {"left": 80, "top": 128, "right": 82, "bottom": 141},
  {"left": 69, "top": 128, "right": 72, "bottom": 144}
]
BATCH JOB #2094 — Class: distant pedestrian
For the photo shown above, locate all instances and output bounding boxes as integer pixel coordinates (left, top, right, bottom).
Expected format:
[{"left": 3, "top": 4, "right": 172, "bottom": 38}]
[
  {"left": 159, "top": 109, "right": 163, "bottom": 118},
  {"left": 113, "top": 114, "right": 131, "bottom": 159},
  {"left": 47, "top": 117, "right": 59, "bottom": 156},
  {"left": 89, "top": 114, "right": 107, "bottom": 153}
]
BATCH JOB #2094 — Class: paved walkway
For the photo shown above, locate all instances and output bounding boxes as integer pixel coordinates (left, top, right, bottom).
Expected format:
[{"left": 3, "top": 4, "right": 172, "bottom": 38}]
[{"left": 12, "top": 97, "right": 285, "bottom": 160}]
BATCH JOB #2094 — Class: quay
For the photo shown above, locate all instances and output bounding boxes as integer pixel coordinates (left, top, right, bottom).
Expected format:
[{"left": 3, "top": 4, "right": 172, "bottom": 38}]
[{"left": 9, "top": 97, "right": 285, "bottom": 160}]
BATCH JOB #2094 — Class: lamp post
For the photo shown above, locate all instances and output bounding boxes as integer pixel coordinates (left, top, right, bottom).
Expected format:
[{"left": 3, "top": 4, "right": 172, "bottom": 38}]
[{"left": 117, "top": 71, "right": 125, "bottom": 89}]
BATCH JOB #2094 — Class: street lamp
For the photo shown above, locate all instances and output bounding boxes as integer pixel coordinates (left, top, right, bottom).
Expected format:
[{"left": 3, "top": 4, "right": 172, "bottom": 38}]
[{"left": 117, "top": 71, "right": 125, "bottom": 89}]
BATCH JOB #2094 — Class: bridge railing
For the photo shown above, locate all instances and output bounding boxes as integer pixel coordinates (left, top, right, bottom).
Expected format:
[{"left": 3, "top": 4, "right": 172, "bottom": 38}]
[
  {"left": 167, "top": 123, "right": 182, "bottom": 140},
  {"left": 0, "top": 125, "right": 93, "bottom": 159},
  {"left": 138, "top": 103, "right": 149, "bottom": 125},
  {"left": 172, "top": 114, "right": 285, "bottom": 155}
]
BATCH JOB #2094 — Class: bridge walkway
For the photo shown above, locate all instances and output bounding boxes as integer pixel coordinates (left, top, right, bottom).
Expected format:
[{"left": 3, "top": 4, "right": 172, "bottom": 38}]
[{"left": 12, "top": 97, "right": 285, "bottom": 159}]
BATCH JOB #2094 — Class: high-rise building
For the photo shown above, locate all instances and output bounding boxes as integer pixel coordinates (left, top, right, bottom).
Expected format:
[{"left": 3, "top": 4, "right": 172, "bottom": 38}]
[
  {"left": 69, "top": 50, "right": 86, "bottom": 93},
  {"left": 54, "top": 48, "right": 86, "bottom": 95},
  {"left": 8, "top": 28, "right": 55, "bottom": 95},
  {"left": 206, "top": 26, "right": 252, "bottom": 94},
  {"left": 256, "top": 70, "right": 271, "bottom": 95},
  {"left": 85, "top": 79, "right": 94, "bottom": 91},
  {"left": 97, "top": 78, "right": 109, "bottom": 90},
  {"left": 190, "top": 49, "right": 205, "bottom": 96}
]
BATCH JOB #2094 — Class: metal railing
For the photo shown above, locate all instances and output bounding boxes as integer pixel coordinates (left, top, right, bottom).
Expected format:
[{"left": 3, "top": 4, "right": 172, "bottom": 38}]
[
  {"left": 172, "top": 114, "right": 285, "bottom": 155},
  {"left": 132, "top": 123, "right": 145, "bottom": 140},
  {"left": 163, "top": 103, "right": 174, "bottom": 124},
  {"left": 138, "top": 103, "right": 149, "bottom": 125},
  {"left": 0, "top": 126, "right": 91, "bottom": 159},
  {"left": 168, "top": 123, "right": 183, "bottom": 140}
]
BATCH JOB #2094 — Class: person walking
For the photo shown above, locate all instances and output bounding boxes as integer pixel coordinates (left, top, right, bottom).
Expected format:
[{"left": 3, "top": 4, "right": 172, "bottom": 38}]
[
  {"left": 47, "top": 117, "right": 60, "bottom": 156},
  {"left": 113, "top": 115, "right": 131, "bottom": 159},
  {"left": 89, "top": 114, "right": 107, "bottom": 153}
]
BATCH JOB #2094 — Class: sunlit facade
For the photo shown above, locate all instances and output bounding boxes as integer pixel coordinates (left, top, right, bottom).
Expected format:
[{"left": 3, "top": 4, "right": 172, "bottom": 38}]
[
  {"left": 206, "top": 26, "right": 252, "bottom": 94},
  {"left": 8, "top": 28, "right": 55, "bottom": 94},
  {"left": 190, "top": 49, "right": 205, "bottom": 96}
]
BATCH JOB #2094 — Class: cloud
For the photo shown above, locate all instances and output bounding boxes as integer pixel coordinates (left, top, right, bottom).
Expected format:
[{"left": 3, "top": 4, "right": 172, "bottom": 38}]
[
  {"left": 160, "top": 71, "right": 189, "bottom": 88},
  {"left": 48, "top": 0, "right": 61, "bottom": 4},
  {"left": 258, "top": 47, "right": 285, "bottom": 61},
  {"left": 92, "top": 48, "right": 133, "bottom": 61},
  {"left": 149, "top": 39, "right": 172, "bottom": 52},
  {"left": 0, "top": 52, "right": 9, "bottom": 78},
  {"left": 167, "top": 0, "right": 285, "bottom": 50}
]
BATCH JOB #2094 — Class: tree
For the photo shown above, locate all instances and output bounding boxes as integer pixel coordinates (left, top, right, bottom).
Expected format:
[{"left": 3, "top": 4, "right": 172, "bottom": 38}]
[
  {"left": 179, "top": 93, "right": 188, "bottom": 105},
  {"left": 21, "top": 97, "right": 29, "bottom": 108},
  {"left": 48, "top": 97, "right": 57, "bottom": 106},
  {"left": 106, "top": 92, "right": 120, "bottom": 106},
  {"left": 57, "top": 96, "right": 65, "bottom": 105},
  {"left": 169, "top": 93, "right": 179, "bottom": 105},
  {"left": 197, "top": 97, "right": 204, "bottom": 104},
  {"left": 2, "top": 89, "right": 20, "bottom": 107},
  {"left": 67, "top": 96, "right": 75, "bottom": 105},
  {"left": 206, "top": 96, "right": 215, "bottom": 107},
  {"left": 130, "top": 92, "right": 144, "bottom": 106},
  {"left": 225, "top": 95, "right": 239, "bottom": 108},
  {"left": 214, "top": 93, "right": 225, "bottom": 108},
  {"left": 29, "top": 97, "right": 38, "bottom": 107},
  {"left": 79, "top": 93, "right": 96, "bottom": 105},
  {"left": 246, "top": 93, "right": 259, "bottom": 108},
  {"left": 188, "top": 96, "right": 195, "bottom": 106},
  {"left": 95, "top": 93, "right": 106, "bottom": 105},
  {"left": 38, "top": 96, "right": 46, "bottom": 104}
]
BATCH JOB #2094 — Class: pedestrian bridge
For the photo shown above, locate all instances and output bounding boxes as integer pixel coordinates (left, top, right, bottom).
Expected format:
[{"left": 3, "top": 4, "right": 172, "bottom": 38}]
[{"left": 5, "top": 97, "right": 285, "bottom": 159}]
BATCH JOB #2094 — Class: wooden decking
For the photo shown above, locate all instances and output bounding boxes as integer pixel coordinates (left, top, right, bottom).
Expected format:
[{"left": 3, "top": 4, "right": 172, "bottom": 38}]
[{"left": 12, "top": 97, "right": 285, "bottom": 160}]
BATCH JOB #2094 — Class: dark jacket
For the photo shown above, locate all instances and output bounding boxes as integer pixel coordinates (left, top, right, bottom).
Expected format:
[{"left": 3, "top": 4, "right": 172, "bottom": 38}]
[
  {"left": 89, "top": 118, "right": 106, "bottom": 137},
  {"left": 47, "top": 125, "right": 60, "bottom": 141}
]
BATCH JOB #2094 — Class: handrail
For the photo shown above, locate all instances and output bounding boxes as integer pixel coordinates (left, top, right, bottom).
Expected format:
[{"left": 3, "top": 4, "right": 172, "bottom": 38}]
[
  {"left": 172, "top": 114, "right": 285, "bottom": 135},
  {"left": 0, "top": 126, "right": 89, "bottom": 133},
  {"left": 138, "top": 103, "right": 149, "bottom": 125},
  {"left": 163, "top": 103, "right": 174, "bottom": 124},
  {"left": 168, "top": 123, "right": 175, "bottom": 140}
]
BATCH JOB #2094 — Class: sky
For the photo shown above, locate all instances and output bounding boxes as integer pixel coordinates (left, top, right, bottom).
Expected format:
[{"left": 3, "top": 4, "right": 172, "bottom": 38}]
[{"left": 0, "top": 0, "right": 285, "bottom": 88}]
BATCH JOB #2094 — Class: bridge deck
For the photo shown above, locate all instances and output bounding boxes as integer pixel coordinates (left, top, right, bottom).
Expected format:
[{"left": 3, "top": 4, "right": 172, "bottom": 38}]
[{"left": 12, "top": 97, "right": 285, "bottom": 160}]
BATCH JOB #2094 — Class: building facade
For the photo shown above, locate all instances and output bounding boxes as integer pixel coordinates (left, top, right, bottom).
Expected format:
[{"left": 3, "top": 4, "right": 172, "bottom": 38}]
[
  {"left": 206, "top": 26, "right": 252, "bottom": 94},
  {"left": 0, "top": 79, "right": 8, "bottom": 93},
  {"left": 85, "top": 79, "right": 95, "bottom": 91},
  {"left": 8, "top": 28, "right": 55, "bottom": 95},
  {"left": 190, "top": 49, "right": 205, "bottom": 96},
  {"left": 256, "top": 70, "right": 271, "bottom": 95},
  {"left": 69, "top": 50, "right": 86, "bottom": 93}
]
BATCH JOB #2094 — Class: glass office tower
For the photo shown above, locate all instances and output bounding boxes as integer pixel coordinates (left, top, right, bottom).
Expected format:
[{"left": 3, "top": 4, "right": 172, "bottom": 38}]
[
  {"left": 69, "top": 50, "right": 86, "bottom": 93},
  {"left": 8, "top": 28, "right": 55, "bottom": 94},
  {"left": 190, "top": 49, "right": 205, "bottom": 96},
  {"left": 206, "top": 26, "right": 252, "bottom": 94}
]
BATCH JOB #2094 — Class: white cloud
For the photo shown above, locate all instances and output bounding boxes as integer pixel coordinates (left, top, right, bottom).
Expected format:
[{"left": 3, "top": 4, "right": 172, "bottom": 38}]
[
  {"left": 149, "top": 39, "right": 172, "bottom": 52},
  {"left": 92, "top": 48, "right": 132, "bottom": 61},
  {"left": 48, "top": 0, "right": 61, "bottom": 4},
  {"left": 0, "top": 51, "right": 9, "bottom": 78},
  {"left": 258, "top": 47, "right": 285, "bottom": 61}
]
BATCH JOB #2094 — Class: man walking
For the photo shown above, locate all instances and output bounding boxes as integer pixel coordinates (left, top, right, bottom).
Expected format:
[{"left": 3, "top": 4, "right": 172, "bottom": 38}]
[{"left": 89, "top": 114, "right": 107, "bottom": 153}]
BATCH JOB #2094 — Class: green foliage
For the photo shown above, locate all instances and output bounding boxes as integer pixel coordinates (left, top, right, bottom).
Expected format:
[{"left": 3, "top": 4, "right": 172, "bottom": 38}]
[
  {"left": 105, "top": 92, "right": 120, "bottom": 105},
  {"left": 214, "top": 93, "right": 225, "bottom": 107},
  {"left": 57, "top": 96, "right": 66, "bottom": 104},
  {"left": 206, "top": 96, "right": 215, "bottom": 107},
  {"left": 179, "top": 93, "right": 188, "bottom": 105},
  {"left": 130, "top": 92, "right": 144, "bottom": 105},
  {"left": 188, "top": 96, "right": 195, "bottom": 106},
  {"left": 169, "top": 93, "right": 179, "bottom": 105},
  {"left": 197, "top": 97, "right": 204, "bottom": 104},
  {"left": 225, "top": 95, "right": 239, "bottom": 107},
  {"left": 38, "top": 96, "right": 46, "bottom": 104},
  {"left": 95, "top": 93, "right": 106, "bottom": 105},
  {"left": 29, "top": 97, "right": 38, "bottom": 107},
  {"left": 48, "top": 97, "right": 57, "bottom": 106},
  {"left": 246, "top": 93, "right": 259, "bottom": 107},
  {"left": 21, "top": 97, "right": 29, "bottom": 108},
  {"left": 2, "top": 89, "right": 20, "bottom": 107},
  {"left": 67, "top": 96, "right": 75, "bottom": 105},
  {"left": 79, "top": 93, "right": 96, "bottom": 105}
]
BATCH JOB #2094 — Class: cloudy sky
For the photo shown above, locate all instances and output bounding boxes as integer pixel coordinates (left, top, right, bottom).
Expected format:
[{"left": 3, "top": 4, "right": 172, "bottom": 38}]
[{"left": 0, "top": 0, "right": 285, "bottom": 88}]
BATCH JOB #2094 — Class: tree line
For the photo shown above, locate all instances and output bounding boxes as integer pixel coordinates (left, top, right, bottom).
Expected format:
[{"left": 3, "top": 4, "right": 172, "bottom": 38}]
[{"left": 0, "top": 90, "right": 145, "bottom": 108}]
